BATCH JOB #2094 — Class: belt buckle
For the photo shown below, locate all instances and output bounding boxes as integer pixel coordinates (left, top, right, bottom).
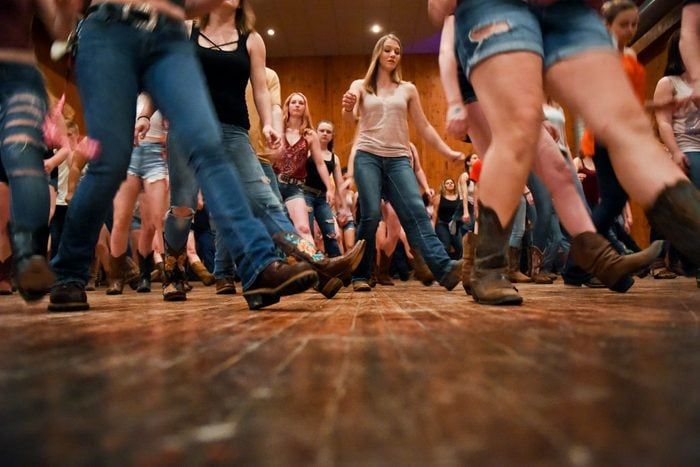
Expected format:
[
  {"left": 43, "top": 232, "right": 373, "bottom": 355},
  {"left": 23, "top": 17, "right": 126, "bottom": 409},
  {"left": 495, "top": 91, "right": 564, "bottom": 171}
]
[{"left": 122, "top": 3, "right": 158, "bottom": 32}]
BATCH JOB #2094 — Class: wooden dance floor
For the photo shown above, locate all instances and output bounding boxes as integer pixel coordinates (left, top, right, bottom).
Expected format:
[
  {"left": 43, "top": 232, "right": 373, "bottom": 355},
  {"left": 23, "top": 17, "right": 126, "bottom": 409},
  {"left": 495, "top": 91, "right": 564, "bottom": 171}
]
[{"left": 0, "top": 278, "right": 698, "bottom": 465}]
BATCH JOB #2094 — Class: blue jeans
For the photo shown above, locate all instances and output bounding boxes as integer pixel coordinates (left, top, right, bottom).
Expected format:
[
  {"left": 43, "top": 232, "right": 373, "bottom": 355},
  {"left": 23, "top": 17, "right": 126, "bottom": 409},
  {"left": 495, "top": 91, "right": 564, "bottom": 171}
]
[
  {"left": 305, "top": 190, "right": 341, "bottom": 257},
  {"left": 592, "top": 143, "right": 628, "bottom": 235},
  {"left": 687, "top": 151, "right": 700, "bottom": 189},
  {"left": 0, "top": 63, "right": 50, "bottom": 232},
  {"left": 353, "top": 150, "right": 455, "bottom": 282},
  {"left": 436, "top": 221, "right": 462, "bottom": 259},
  {"left": 508, "top": 196, "right": 527, "bottom": 248},
  {"left": 51, "top": 12, "right": 278, "bottom": 290},
  {"left": 210, "top": 124, "right": 297, "bottom": 278},
  {"left": 260, "top": 160, "right": 284, "bottom": 204}
]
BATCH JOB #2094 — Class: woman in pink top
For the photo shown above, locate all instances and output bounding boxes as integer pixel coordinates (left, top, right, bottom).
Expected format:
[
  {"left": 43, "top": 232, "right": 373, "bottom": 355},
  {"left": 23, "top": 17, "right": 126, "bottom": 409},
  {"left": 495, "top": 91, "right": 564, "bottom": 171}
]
[{"left": 341, "top": 34, "right": 465, "bottom": 292}]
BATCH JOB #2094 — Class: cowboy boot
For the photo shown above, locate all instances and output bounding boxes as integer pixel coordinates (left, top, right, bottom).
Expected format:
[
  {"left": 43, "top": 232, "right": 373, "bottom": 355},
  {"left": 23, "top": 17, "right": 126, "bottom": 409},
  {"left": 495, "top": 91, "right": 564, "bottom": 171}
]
[
  {"left": 507, "top": 247, "right": 531, "bottom": 283},
  {"left": 215, "top": 276, "right": 237, "bottom": 294},
  {"left": 645, "top": 181, "right": 700, "bottom": 265},
  {"left": 106, "top": 253, "right": 129, "bottom": 295},
  {"left": 570, "top": 233, "right": 664, "bottom": 292},
  {"left": 529, "top": 246, "right": 554, "bottom": 284},
  {"left": 411, "top": 249, "right": 435, "bottom": 286},
  {"left": 162, "top": 240, "right": 188, "bottom": 302},
  {"left": 0, "top": 256, "right": 13, "bottom": 295},
  {"left": 137, "top": 252, "right": 154, "bottom": 293},
  {"left": 10, "top": 225, "right": 54, "bottom": 302},
  {"left": 85, "top": 257, "right": 99, "bottom": 291},
  {"left": 470, "top": 203, "right": 523, "bottom": 305},
  {"left": 377, "top": 250, "right": 394, "bottom": 286},
  {"left": 125, "top": 256, "right": 140, "bottom": 290},
  {"left": 461, "top": 232, "right": 475, "bottom": 295},
  {"left": 243, "top": 260, "right": 318, "bottom": 310},
  {"left": 272, "top": 232, "right": 365, "bottom": 279},
  {"left": 190, "top": 260, "right": 215, "bottom": 286}
]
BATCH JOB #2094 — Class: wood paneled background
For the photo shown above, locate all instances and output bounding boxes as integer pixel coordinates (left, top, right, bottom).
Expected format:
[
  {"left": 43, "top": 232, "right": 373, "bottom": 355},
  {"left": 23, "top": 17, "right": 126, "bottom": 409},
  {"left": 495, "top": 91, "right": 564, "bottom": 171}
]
[
  {"left": 268, "top": 55, "right": 472, "bottom": 190},
  {"left": 43, "top": 29, "right": 680, "bottom": 248}
]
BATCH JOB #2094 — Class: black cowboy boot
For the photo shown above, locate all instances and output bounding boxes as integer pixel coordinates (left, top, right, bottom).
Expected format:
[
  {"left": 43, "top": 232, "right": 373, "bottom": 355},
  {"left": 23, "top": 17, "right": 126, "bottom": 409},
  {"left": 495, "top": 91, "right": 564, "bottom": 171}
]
[{"left": 10, "top": 225, "right": 54, "bottom": 302}]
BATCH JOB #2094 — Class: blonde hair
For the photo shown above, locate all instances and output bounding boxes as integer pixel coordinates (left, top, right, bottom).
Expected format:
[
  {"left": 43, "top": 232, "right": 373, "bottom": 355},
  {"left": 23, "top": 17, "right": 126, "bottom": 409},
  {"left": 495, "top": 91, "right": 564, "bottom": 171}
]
[
  {"left": 199, "top": 0, "right": 256, "bottom": 35},
  {"left": 362, "top": 34, "right": 403, "bottom": 95},
  {"left": 283, "top": 92, "right": 314, "bottom": 135}
]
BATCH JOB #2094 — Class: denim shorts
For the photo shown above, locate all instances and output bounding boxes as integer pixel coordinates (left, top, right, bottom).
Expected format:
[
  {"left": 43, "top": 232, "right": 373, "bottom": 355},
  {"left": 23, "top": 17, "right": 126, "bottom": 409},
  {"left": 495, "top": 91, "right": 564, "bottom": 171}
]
[
  {"left": 278, "top": 180, "right": 305, "bottom": 201},
  {"left": 342, "top": 219, "right": 357, "bottom": 231},
  {"left": 455, "top": 0, "right": 614, "bottom": 77},
  {"left": 127, "top": 141, "right": 168, "bottom": 183}
]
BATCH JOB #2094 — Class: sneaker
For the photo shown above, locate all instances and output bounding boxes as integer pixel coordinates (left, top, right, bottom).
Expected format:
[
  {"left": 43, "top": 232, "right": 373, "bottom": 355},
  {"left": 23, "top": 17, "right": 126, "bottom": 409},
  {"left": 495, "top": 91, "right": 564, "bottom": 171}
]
[{"left": 48, "top": 282, "right": 89, "bottom": 312}]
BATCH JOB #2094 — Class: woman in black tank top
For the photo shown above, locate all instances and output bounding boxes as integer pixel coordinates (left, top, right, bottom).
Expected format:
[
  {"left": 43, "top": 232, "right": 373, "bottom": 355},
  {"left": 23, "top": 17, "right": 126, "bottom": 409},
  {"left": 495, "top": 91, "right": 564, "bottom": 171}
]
[
  {"left": 432, "top": 178, "right": 462, "bottom": 259},
  {"left": 303, "top": 120, "right": 348, "bottom": 257}
]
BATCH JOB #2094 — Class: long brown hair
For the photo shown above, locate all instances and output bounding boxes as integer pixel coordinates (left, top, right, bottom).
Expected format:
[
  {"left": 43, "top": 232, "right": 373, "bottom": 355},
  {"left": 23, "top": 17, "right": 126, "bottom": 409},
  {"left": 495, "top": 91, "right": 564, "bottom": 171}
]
[
  {"left": 199, "top": 0, "right": 256, "bottom": 35},
  {"left": 600, "top": 0, "right": 637, "bottom": 25},
  {"left": 362, "top": 34, "right": 403, "bottom": 95},
  {"left": 283, "top": 92, "right": 314, "bottom": 135}
]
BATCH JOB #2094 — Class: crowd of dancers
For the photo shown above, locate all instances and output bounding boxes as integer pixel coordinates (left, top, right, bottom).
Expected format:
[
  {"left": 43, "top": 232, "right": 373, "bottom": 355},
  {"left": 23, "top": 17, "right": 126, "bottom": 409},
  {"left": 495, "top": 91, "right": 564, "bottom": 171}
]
[{"left": 0, "top": 0, "right": 698, "bottom": 313}]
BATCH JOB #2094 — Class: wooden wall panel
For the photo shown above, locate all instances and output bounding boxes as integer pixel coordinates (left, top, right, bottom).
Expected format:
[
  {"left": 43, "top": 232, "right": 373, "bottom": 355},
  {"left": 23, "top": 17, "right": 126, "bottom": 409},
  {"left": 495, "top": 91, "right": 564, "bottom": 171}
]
[{"left": 268, "top": 54, "right": 472, "bottom": 192}]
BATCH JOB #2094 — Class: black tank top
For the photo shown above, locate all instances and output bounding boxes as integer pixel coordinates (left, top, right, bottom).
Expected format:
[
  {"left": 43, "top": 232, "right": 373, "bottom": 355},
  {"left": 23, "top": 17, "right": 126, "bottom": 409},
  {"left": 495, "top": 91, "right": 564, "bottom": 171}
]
[
  {"left": 305, "top": 153, "right": 336, "bottom": 192},
  {"left": 192, "top": 26, "right": 250, "bottom": 129},
  {"left": 437, "top": 196, "right": 460, "bottom": 223}
]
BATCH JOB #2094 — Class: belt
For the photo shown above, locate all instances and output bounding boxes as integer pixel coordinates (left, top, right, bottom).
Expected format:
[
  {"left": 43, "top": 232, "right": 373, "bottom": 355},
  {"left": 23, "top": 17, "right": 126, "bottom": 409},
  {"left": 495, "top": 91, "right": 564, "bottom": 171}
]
[
  {"left": 302, "top": 185, "right": 325, "bottom": 196},
  {"left": 277, "top": 174, "right": 304, "bottom": 186},
  {"left": 85, "top": 3, "right": 170, "bottom": 32}
]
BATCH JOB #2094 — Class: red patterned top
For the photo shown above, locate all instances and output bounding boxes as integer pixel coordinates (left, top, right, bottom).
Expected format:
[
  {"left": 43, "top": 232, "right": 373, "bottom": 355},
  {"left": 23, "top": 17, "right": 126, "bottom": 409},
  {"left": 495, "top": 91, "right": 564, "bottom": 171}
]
[{"left": 274, "top": 134, "right": 309, "bottom": 182}]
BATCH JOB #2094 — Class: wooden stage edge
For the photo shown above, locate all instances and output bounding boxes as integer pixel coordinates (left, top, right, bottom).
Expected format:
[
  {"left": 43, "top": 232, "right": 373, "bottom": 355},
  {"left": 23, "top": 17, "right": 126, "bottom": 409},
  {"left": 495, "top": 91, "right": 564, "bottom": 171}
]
[{"left": 0, "top": 279, "right": 698, "bottom": 466}]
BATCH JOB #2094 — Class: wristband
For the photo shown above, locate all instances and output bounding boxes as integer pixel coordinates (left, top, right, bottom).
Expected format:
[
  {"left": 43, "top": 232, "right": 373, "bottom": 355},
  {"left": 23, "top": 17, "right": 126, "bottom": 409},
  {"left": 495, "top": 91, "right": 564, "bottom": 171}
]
[{"left": 137, "top": 115, "right": 150, "bottom": 121}]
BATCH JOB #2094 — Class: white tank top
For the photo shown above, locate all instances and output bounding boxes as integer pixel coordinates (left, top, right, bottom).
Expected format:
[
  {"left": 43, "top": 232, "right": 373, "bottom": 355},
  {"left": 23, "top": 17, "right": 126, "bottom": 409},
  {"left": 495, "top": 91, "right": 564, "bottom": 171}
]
[
  {"left": 136, "top": 94, "right": 166, "bottom": 142},
  {"left": 356, "top": 83, "right": 411, "bottom": 157},
  {"left": 668, "top": 75, "right": 700, "bottom": 153}
]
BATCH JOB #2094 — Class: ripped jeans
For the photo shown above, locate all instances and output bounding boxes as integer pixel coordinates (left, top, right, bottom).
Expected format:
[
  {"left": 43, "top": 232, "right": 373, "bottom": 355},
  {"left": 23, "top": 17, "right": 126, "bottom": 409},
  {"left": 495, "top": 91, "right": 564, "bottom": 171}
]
[
  {"left": 304, "top": 189, "right": 341, "bottom": 257},
  {"left": 0, "top": 62, "right": 50, "bottom": 232}
]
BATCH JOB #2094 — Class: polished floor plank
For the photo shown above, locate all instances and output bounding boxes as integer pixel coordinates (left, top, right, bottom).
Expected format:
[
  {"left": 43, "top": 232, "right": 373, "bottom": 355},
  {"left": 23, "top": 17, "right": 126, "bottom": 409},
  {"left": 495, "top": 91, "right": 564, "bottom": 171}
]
[{"left": 0, "top": 278, "right": 698, "bottom": 466}]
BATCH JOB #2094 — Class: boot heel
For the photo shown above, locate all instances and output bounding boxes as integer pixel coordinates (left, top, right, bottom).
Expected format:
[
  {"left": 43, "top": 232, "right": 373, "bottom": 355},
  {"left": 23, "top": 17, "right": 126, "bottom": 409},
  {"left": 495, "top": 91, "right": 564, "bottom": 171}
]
[
  {"left": 244, "top": 293, "right": 281, "bottom": 310},
  {"left": 16, "top": 255, "right": 55, "bottom": 302},
  {"left": 317, "top": 276, "right": 343, "bottom": 299},
  {"left": 611, "top": 275, "right": 634, "bottom": 293}
]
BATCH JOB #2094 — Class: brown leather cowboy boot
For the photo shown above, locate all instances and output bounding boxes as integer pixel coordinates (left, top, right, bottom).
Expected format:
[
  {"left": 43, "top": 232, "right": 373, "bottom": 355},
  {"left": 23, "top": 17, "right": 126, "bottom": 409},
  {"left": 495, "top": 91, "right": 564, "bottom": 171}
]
[
  {"left": 570, "top": 233, "right": 663, "bottom": 292},
  {"left": 470, "top": 203, "right": 523, "bottom": 305}
]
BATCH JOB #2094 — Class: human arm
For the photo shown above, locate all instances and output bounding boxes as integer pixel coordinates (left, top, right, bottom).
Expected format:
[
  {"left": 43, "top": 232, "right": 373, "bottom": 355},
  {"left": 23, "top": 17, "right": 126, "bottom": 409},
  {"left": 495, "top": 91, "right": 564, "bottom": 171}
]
[
  {"left": 438, "top": 16, "right": 470, "bottom": 140},
  {"left": 44, "top": 147, "right": 70, "bottom": 174},
  {"left": 654, "top": 77, "right": 690, "bottom": 172},
  {"left": 680, "top": 4, "right": 700, "bottom": 103},
  {"left": 410, "top": 143, "right": 433, "bottom": 196},
  {"left": 66, "top": 150, "right": 87, "bottom": 203},
  {"left": 341, "top": 80, "right": 363, "bottom": 123},
  {"left": 331, "top": 154, "right": 350, "bottom": 215},
  {"left": 406, "top": 83, "right": 464, "bottom": 163},
  {"left": 134, "top": 94, "right": 156, "bottom": 145},
  {"left": 36, "top": 0, "right": 82, "bottom": 40},
  {"left": 428, "top": 0, "right": 456, "bottom": 26},
  {"left": 458, "top": 172, "right": 471, "bottom": 222},
  {"left": 249, "top": 33, "right": 281, "bottom": 150}
]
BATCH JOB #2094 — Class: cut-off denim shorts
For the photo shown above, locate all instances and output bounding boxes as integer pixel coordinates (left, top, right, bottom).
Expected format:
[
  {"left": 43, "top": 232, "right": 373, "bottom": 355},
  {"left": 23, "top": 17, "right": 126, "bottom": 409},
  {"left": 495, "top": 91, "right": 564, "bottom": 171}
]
[
  {"left": 127, "top": 141, "right": 168, "bottom": 183},
  {"left": 455, "top": 0, "right": 614, "bottom": 78}
]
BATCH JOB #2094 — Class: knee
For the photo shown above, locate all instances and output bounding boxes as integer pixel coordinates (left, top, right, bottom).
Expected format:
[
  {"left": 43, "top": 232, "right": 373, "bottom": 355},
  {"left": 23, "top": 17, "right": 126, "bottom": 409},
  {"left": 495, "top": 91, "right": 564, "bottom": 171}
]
[{"left": 297, "top": 224, "right": 312, "bottom": 237}]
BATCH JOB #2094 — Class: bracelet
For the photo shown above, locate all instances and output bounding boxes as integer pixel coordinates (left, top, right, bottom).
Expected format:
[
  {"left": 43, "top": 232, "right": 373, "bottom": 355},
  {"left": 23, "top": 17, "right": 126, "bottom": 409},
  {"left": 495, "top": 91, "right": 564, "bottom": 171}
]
[{"left": 137, "top": 115, "right": 150, "bottom": 121}]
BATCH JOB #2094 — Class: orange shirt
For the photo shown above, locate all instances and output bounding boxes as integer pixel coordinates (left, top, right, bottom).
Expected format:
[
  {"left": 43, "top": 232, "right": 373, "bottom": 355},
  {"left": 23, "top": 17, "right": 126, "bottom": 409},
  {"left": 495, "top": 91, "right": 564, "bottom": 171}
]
[
  {"left": 470, "top": 159, "right": 483, "bottom": 183},
  {"left": 580, "top": 51, "right": 646, "bottom": 156}
]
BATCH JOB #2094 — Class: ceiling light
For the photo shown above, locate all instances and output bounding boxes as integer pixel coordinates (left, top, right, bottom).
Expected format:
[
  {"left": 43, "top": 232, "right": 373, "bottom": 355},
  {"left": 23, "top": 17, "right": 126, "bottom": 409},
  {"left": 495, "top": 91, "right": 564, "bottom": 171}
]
[
  {"left": 370, "top": 24, "right": 382, "bottom": 34},
  {"left": 267, "top": 28, "right": 275, "bottom": 37}
]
